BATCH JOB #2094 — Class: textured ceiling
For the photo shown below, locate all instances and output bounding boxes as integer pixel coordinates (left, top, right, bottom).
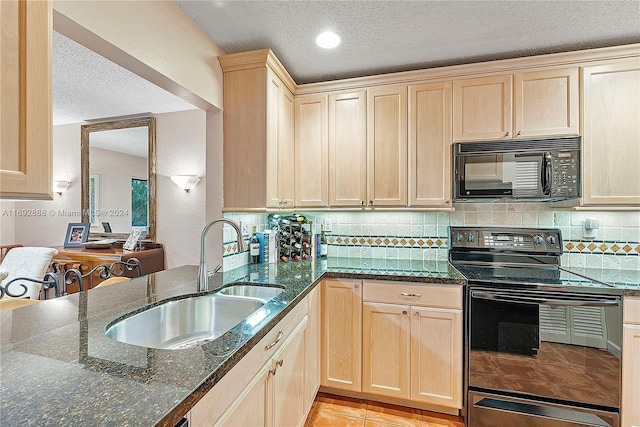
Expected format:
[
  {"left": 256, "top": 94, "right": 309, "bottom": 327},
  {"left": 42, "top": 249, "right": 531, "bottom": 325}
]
[
  {"left": 53, "top": 1, "right": 640, "bottom": 127},
  {"left": 176, "top": 0, "right": 640, "bottom": 84},
  {"left": 53, "top": 31, "right": 197, "bottom": 126}
]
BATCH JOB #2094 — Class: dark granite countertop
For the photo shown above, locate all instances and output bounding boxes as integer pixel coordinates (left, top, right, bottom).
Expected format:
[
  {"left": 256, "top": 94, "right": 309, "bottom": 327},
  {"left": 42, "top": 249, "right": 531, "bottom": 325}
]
[{"left": 0, "top": 258, "right": 464, "bottom": 426}]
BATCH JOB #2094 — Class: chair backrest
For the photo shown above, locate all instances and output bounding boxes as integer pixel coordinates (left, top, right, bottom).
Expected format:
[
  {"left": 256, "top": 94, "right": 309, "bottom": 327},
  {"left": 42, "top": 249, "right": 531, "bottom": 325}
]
[
  {"left": 0, "top": 247, "right": 58, "bottom": 300},
  {"left": 65, "top": 258, "right": 142, "bottom": 291}
]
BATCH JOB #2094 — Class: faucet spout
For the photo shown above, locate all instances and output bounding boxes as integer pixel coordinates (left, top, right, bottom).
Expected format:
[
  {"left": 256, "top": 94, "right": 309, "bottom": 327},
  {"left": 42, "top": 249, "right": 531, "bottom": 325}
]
[{"left": 197, "top": 218, "right": 245, "bottom": 291}]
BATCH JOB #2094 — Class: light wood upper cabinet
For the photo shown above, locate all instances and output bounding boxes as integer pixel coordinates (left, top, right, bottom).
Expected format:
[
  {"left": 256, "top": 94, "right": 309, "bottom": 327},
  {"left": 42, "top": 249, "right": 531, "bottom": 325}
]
[
  {"left": 328, "top": 91, "right": 367, "bottom": 206},
  {"left": 294, "top": 94, "right": 328, "bottom": 207},
  {"left": 581, "top": 60, "right": 640, "bottom": 207},
  {"left": 453, "top": 75, "right": 513, "bottom": 142},
  {"left": 409, "top": 82, "right": 452, "bottom": 207},
  {"left": 622, "top": 297, "right": 640, "bottom": 427},
  {"left": 328, "top": 87, "right": 407, "bottom": 207},
  {"left": 220, "top": 50, "right": 296, "bottom": 210},
  {"left": 363, "top": 302, "right": 411, "bottom": 399},
  {"left": 453, "top": 68, "right": 579, "bottom": 142},
  {"left": 514, "top": 68, "right": 579, "bottom": 137},
  {"left": 321, "top": 278, "right": 362, "bottom": 391},
  {"left": 367, "top": 86, "right": 408, "bottom": 206},
  {"left": 0, "top": 0, "right": 52, "bottom": 200}
]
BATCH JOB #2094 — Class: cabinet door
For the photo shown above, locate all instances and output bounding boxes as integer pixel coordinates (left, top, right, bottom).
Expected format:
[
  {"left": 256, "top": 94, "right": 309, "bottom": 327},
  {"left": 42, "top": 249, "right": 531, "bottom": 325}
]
[
  {"left": 266, "top": 69, "right": 295, "bottom": 208},
  {"left": 367, "top": 86, "right": 408, "bottom": 206},
  {"left": 321, "top": 279, "right": 362, "bottom": 391},
  {"left": 582, "top": 60, "right": 640, "bottom": 206},
  {"left": 328, "top": 91, "right": 367, "bottom": 206},
  {"left": 215, "top": 364, "right": 269, "bottom": 427},
  {"left": 362, "top": 302, "right": 410, "bottom": 399},
  {"left": 622, "top": 324, "right": 640, "bottom": 427},
  {"left": 514, "top": 68, "right": 579, "bottom": 138},
  {"left": 269, "top": 318, "right": 307, "bottom": 427},
  {"left": 0, "top": 0, "right": 52, "bottom": 200},
  {"left": 409, "top": 82, "right": 452, "bottom": 207},
  {"left": 410, "top": 307, "right": 462, "bottom": 409},
  {"left": 294, "top": 95, "right": 328, "bottom": 207},
  {"left": 453, "top": 75, "right": 512, "bottom": 142},
  {"left": 304, "top": 287, "right": 321, "bottom": 413}
]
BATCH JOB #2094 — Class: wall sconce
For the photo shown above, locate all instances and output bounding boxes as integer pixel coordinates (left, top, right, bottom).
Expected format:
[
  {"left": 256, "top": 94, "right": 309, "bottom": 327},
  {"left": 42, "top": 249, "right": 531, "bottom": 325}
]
[
  {"left": 52, "top": 180, "right": 70, "bottom": 195},
  {"left": 170, "top": 175, "right": 200, "bottom": 192}
]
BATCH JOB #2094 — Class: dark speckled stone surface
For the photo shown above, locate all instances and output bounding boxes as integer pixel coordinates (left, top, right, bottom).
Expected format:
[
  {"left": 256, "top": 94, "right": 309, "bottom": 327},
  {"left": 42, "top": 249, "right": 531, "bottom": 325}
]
[
  {"left": 1, "top": 257, "right": 635, "bottom": 425},
  {"left": 0, "top": 258, "right": 464, "bottom": 426}
]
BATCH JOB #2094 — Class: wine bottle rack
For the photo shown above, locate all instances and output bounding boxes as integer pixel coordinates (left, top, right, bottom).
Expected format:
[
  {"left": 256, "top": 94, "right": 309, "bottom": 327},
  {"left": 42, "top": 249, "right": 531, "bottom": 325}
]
[{"left": 276, "top": 218, "right": 313, "bottom": 262}]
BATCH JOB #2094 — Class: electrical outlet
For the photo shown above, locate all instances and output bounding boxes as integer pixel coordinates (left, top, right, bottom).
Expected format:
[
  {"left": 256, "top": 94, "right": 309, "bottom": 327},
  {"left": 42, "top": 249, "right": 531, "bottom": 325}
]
[
  {"left": 324, "top": 219, "right": 333, "bottom": 232},
  {"left": 240, "top": 221, "right": 251, "bottom": 237}
]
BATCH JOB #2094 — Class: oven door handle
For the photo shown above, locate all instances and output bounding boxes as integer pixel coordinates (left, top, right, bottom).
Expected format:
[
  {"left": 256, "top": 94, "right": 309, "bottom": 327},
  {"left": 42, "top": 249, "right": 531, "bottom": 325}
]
[{"left": 471, "top": 291, "right": 620, "bottom": 307}]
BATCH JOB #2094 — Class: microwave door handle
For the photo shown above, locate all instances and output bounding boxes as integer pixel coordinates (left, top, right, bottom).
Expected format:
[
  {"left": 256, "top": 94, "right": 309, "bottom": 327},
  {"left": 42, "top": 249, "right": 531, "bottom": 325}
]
[
  {"left": 472, "top": 291, "right": 619, "bottom": 307},
  {"left": 542, "top": 153, "right": 552, "bottom": 195}
]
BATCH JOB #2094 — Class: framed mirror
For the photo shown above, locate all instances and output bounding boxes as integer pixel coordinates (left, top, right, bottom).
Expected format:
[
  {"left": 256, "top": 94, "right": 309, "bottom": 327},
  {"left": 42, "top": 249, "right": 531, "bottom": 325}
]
[{"left": 81, "top": 117, "right": 156, "bottom": 241}]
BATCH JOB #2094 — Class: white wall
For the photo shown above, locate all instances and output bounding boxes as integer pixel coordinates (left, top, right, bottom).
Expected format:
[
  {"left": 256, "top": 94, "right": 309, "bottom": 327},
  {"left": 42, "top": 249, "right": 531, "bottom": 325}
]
[{"left": 156, "top": 109, "right": 208, "bottom": 268}]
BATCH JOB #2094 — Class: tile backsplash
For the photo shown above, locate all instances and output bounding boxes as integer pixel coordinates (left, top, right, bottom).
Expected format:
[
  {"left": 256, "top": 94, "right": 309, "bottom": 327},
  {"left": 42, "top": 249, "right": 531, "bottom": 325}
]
[{"left": 224, "top": 205, "right": 640, "bottom": 271}]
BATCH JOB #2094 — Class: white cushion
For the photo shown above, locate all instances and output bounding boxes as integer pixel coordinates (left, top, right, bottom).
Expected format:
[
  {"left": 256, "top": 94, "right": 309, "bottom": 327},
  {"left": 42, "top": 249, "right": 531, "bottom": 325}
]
[{"left": 0, "top": 248, "right": 58, "bottom": 300}]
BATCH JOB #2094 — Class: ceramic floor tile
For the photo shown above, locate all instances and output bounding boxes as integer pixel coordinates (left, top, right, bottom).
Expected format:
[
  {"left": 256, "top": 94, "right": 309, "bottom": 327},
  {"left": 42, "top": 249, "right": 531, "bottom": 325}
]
[
  {"left": 421, "top": 411, "right": 465, "bottom": 427},
  {"left": 306, "top": 409, "right": 366, "bottom": 427},
  {"left": 315, "top": 392, "right": 367, "bottom": 418},
  {"left": 364, "top": 420, "right": 405, "bottom": 427},
  {"left": 365, "top": 401, "right": 421, "bottom": 427}
]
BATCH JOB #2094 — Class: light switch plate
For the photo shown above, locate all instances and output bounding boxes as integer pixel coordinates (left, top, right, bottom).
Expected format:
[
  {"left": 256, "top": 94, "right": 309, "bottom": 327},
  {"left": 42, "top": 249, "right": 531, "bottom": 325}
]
[{"left": 324, "top": 219, "right": 333, "bottom": 232}]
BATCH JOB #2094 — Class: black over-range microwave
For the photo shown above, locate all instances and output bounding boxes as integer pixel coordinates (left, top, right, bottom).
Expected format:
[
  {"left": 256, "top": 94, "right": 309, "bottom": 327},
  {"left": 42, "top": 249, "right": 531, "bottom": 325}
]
[{"left": 453, "top": 137, "right": 581, "bottom": 202}]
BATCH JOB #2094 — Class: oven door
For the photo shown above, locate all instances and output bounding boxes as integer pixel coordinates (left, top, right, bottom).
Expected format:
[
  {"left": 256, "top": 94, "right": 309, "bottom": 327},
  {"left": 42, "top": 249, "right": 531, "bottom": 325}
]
[{"left": 468, "top": 287, "right": 621, "bottom": 425}]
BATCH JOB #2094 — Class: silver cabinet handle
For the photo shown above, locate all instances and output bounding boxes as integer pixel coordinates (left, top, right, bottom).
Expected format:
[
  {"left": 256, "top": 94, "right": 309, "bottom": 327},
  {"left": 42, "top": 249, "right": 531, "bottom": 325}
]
[
  {"left": 400, "top": 292, "right": 421, "bottom": 297},
  {"left": 517, "top": 130, "right": 522, "bottom": 136},
  {"left": 505, "top": 131, "right": 511, "bottom": 137},
  {"left": 369, "top": 200, "right": 373, "bottom": 206},
  {"left": 414, "top": 311, "right": 419, "bottom": 316},
  {"left": 361, "top": 200, "right": 365, "bottom": 206},
  {"left": 276, "top": 359, "right": 284, "bottom": 367},
  {"left": 265, "top": 330, "right": 283, "bottom": 350},
  {"left": 269, "top": 368, "right": 277, "bottom": 376}
]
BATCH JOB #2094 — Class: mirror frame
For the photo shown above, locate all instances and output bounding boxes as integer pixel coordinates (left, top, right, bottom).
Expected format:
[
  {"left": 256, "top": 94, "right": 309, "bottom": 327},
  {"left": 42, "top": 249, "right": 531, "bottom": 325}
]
[{"left": 81, "top": 116, "right": 157, "bottom": 241}]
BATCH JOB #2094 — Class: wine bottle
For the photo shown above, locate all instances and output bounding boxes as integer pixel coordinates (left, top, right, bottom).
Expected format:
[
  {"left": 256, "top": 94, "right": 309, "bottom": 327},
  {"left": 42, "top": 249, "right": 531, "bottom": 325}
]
[
  {"left": 249, "top": 226, "right": 260, "bottom": 264},
  {"left": 320, "top": 224, "right": 328, "bottom": 258}
]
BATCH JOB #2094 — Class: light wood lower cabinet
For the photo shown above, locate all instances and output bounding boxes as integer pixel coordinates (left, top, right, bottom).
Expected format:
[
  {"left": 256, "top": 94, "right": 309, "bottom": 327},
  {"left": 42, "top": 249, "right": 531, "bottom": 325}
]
[
  {"left": 189, "top": 287, "right": 319, "bottom": 427},
  {"left": 321, "top": 278, "right": 362, "bottom": 391},
  {"left": 362, "top": 282, "right": 463, "bottom": 409},
  {"left": 362, "top": 302, "right": 410, "bottom": 399},
  {"left": 622, "top": 297, "right": 640, "bottom": 427}
]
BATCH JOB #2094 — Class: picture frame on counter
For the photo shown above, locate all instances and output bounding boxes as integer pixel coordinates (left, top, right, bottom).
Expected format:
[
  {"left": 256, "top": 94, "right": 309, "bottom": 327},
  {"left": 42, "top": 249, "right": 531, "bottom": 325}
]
[
  {"left": 63, "top": 223, "right": 90, "bottom": 248},
  {"left": 123, "top": 227, "right": 144, "bottom": 251}
]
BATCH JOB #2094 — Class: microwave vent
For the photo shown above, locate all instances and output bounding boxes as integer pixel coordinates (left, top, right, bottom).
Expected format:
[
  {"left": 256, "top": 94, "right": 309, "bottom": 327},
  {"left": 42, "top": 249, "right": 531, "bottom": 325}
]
[{"left": 455, "top": 137, "right": 581, "bottom": 154}]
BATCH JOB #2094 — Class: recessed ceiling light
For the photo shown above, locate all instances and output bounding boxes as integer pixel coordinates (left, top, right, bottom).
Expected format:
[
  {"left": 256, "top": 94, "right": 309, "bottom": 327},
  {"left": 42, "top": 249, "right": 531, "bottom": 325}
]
[{"left": 316, "top": 31, "right": 341, "bottom": 49}]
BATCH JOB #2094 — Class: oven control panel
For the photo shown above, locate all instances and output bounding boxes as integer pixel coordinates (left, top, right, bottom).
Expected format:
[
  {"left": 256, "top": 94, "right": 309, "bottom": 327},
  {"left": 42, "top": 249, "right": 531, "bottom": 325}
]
[{"left": 450, "top": 227, "right": 562, "bottom": 254}]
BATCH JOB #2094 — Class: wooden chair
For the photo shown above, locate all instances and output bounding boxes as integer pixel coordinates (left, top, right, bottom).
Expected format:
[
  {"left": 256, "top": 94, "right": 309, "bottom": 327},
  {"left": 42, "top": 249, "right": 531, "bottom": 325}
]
[{"left": 64, "top": 258, "right": 142, "bottom": 291}]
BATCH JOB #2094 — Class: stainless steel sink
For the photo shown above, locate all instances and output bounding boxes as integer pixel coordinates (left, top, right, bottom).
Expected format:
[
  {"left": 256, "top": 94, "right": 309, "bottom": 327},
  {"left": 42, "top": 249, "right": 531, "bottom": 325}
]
[
  {"left": 105, "top": 294, "right": 264, "bottom": 350},
  {"left": 216, "top": 282, "right": 285, "bottom": 302}
]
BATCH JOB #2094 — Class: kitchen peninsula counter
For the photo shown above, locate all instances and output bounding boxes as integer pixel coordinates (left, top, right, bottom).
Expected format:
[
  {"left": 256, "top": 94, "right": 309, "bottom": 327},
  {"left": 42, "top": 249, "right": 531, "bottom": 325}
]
[{"left": 0, "top": 258, "right": 464, "bottom": 426}]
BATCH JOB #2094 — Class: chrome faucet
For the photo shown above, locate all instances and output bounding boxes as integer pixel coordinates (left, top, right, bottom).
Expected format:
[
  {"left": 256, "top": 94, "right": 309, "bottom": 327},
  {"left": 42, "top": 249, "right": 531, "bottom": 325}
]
[{"left": 197, "top": 218, "right": 246, "bottom": 291}]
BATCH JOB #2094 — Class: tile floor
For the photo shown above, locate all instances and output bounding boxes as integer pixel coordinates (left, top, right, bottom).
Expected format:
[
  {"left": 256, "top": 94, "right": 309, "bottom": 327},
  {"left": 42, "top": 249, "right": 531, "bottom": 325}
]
[{"left": 304, "top": 392, "right": 465, "bottom": 427}]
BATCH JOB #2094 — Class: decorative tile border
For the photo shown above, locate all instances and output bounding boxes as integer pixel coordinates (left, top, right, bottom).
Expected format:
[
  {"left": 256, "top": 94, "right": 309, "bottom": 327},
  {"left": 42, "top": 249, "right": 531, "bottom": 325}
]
[
  {"left": 327, "top": 235, "right": 448, "bottom": 249},
  {"left": 564, "top": 241, "right": 640, "bottom": 256}
]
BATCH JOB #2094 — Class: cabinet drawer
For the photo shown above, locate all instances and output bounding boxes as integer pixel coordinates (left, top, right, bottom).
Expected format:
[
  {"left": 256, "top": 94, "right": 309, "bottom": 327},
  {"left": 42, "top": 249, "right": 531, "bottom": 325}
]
[
  {"left": 624, "top": 297, "right": 640, "bottom": 324},
  {"left": 363, "top": 280, "right": 462, "bottom": 309}
]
